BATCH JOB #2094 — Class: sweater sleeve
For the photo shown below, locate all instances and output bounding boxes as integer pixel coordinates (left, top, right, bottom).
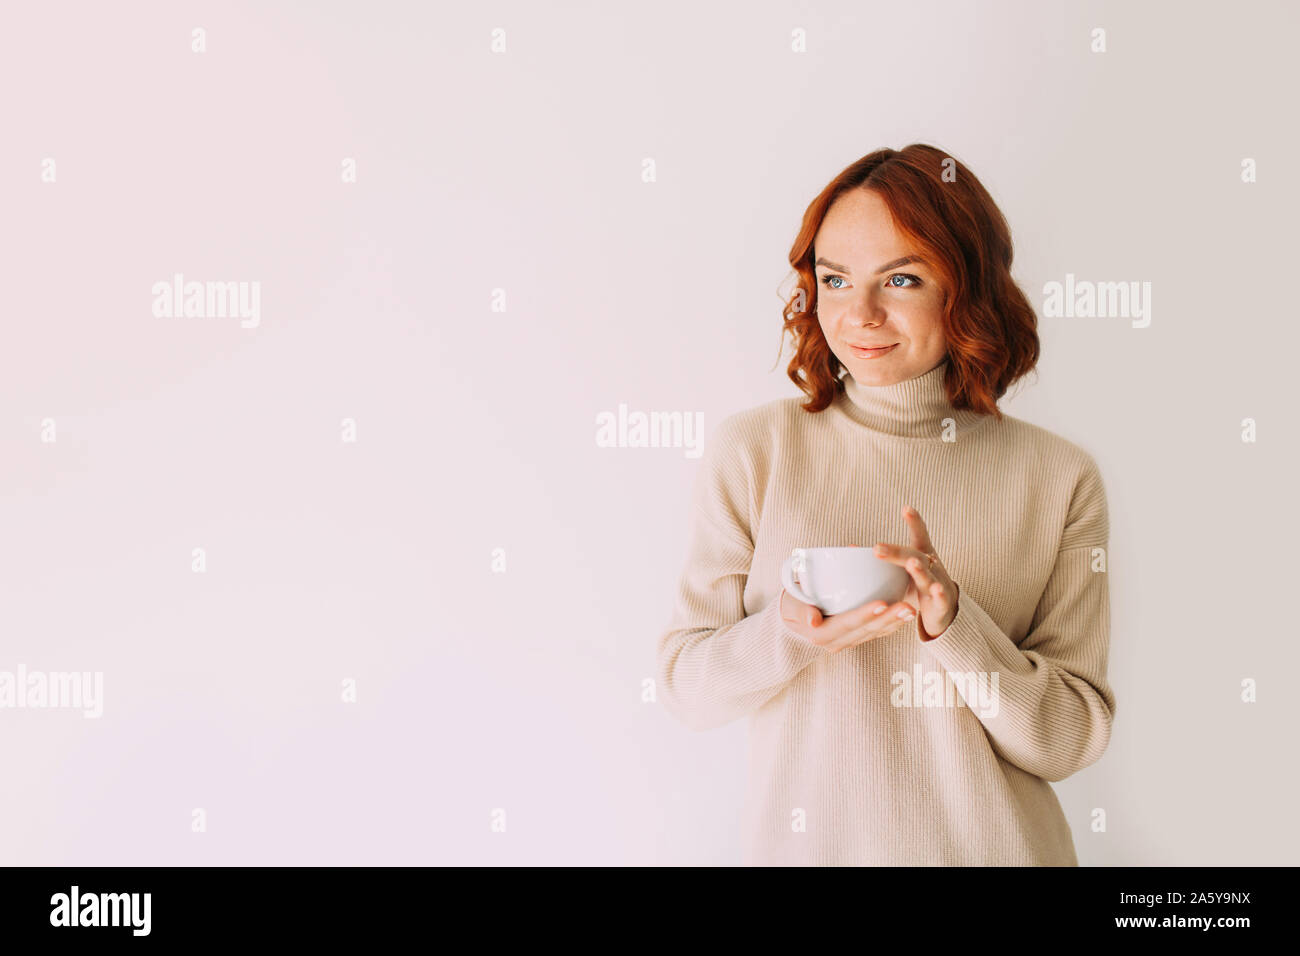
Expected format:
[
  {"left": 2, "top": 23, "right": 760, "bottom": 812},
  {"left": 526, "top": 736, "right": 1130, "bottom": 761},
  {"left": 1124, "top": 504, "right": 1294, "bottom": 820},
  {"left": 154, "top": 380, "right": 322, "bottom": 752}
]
[
  {"left": 655, "top": 414, "right": 827, "bottom": 732},
  {"left": 919, "top": 455, "right": 1116, "bottom": 782}
]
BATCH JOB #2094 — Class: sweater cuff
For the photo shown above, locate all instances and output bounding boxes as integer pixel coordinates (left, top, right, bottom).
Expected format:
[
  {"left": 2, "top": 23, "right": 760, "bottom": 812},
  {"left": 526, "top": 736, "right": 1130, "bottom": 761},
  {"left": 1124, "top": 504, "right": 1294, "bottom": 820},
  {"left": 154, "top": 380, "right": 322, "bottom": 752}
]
[{"left": 915, "top": 589, "right": 1035, "bottom": 680}]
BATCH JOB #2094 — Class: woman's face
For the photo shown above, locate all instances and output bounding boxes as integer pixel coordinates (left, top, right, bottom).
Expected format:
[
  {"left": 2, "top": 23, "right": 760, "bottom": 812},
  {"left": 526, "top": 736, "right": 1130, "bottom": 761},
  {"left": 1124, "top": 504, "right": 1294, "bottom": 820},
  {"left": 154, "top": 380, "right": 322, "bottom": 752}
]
[{"left": 812, "top": 187, "right": 948, "bottom": 386}]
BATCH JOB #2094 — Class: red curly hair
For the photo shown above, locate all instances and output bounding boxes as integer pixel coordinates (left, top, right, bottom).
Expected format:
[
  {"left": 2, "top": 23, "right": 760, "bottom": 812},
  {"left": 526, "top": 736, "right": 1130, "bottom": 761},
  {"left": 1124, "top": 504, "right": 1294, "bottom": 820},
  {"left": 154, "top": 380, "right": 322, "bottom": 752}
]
[{"left": 777, "top": 144, "right": 1039, "bottom": 418}]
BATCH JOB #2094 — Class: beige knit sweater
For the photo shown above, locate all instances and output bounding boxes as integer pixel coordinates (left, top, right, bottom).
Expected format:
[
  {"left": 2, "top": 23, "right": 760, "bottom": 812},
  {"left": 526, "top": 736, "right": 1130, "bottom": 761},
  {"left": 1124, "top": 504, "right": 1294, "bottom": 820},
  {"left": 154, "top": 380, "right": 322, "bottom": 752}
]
[{"left": 656, "top": 356, "right": 1115, "bottom": 865}]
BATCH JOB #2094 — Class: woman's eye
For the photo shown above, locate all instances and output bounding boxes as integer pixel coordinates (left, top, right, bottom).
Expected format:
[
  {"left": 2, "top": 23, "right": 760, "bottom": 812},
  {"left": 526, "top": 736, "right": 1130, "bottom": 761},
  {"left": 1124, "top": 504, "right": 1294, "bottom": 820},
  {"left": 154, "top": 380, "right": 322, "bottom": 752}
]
[
  {"left": 887, "top": 273, "right": 921, "bottom": 288},
  {"left": 820, "top": 275, "right": 847, "bottom": 290}
]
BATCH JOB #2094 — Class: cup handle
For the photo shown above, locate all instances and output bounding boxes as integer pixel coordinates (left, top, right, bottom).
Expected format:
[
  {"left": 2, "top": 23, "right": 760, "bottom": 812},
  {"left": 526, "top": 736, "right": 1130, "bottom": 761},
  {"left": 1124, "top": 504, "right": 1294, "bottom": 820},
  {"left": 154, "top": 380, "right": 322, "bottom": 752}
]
[{"left": 780, "top": 555, "right": 819, "bottom": 607}]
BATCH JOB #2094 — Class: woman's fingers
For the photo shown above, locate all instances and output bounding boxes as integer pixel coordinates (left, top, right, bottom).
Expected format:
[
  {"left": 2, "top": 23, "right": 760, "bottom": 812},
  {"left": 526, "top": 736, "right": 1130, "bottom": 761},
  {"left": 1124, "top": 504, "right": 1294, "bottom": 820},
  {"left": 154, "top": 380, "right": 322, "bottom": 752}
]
[
  {"left": 786, "top": 591, "right": 920, "bottom": 653},
  {"left": 820, "top": 600, "right": 916, "bottom": 654},
  {"left": 780, "top": 588, "right": 823, "bottom": 629},
  {"left": 903, "top": 505, "right": 936, "bottom": 555},
  {"left": 877, "top": 542, "right": 952, "bottom": 598},
  {"left": 874, "top": 542, "right": 928, "bottom": 582},
  {"left": 904, "top": 554, "right": 939, "bottom": 596},
  {"left": 804, "top": 601, "right": 824, "bottom": 628},
  {"left": 872, "top": 541, "right": 915, "bottom": 564}
]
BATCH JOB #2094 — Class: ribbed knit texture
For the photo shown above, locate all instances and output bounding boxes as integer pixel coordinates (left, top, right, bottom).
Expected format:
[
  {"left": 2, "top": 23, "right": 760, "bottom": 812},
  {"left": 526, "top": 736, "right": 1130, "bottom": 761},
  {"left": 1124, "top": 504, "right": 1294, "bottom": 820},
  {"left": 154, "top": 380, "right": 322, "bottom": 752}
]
[{"left": 656, "top": 356, "right": 1115, "bottom": 865}]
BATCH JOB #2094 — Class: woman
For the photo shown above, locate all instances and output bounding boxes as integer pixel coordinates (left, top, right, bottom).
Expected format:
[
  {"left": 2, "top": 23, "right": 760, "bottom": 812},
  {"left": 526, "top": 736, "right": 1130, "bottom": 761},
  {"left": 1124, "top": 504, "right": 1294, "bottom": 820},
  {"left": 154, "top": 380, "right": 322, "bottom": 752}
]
[{"left": 656, "top": 144, "right": 1114, "bottom": 866}]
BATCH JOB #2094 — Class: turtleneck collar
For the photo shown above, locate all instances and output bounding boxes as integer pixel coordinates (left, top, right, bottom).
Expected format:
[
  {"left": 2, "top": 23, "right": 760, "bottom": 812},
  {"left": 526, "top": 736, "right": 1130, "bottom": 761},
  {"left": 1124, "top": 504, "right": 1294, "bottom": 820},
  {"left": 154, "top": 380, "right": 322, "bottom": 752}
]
[{"left": 834, "top": 356, "right": 989, "bottom": 440}]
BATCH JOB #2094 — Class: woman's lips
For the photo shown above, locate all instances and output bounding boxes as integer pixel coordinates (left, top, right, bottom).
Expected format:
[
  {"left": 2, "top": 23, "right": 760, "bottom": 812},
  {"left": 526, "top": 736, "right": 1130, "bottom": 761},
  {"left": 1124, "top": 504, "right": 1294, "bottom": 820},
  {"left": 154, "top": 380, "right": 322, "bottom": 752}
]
[{"left": 849, "top": 343, "right": 898, "bottom": 358}]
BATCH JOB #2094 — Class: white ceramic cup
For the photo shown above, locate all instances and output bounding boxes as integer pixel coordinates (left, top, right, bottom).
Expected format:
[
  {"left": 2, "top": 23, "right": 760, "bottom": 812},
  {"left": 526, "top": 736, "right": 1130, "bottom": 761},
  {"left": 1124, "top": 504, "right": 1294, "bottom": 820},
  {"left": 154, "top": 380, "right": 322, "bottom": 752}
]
[{"left": 779, "top": 546, "right": 911, "bottom": 616}]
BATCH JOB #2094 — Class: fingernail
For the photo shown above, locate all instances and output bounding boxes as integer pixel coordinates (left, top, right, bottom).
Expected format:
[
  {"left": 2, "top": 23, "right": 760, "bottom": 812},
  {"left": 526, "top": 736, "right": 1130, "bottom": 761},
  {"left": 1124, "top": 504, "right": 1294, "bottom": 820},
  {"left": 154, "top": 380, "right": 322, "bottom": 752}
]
[
  {"left": 898, "top": 609, "right": 913, "bottom": 620},
  {"left": 873, "top": 605, "right": 885, "bottom": 615}
]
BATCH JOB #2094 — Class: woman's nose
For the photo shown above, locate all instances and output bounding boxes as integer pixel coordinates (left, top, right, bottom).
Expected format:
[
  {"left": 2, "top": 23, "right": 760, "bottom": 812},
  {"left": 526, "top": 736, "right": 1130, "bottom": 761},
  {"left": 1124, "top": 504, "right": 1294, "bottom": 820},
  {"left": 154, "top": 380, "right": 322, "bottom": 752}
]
[{"left": 845, "top": 293, "right": 886, "bottom": 325}]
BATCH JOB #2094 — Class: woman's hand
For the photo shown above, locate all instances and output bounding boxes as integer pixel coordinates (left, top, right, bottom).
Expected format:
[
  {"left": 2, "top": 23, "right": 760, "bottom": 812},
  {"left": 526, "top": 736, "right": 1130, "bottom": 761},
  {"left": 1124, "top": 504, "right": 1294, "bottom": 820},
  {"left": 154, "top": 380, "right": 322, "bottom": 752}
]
[
  {"left": 779, "top": 589, "right": 918, "bottom": 653},
  {"left": 872, "top": 505, "right": 960, "bottom": 641}
]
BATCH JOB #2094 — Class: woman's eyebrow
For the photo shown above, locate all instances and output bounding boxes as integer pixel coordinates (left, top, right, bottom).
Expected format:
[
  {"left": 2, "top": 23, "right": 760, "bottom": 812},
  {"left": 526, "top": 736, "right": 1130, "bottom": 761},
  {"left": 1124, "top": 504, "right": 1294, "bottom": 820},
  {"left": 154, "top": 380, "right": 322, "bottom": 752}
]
[{"left": 814, "top": 255, "right": 925, "bottom": 274}]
